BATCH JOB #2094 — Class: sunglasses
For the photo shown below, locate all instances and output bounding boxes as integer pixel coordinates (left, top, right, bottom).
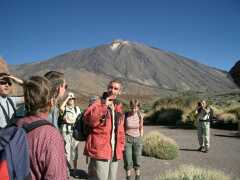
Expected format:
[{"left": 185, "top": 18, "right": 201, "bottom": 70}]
[{"left": 0, "top": 81, "right": 12, "bottom": 86}]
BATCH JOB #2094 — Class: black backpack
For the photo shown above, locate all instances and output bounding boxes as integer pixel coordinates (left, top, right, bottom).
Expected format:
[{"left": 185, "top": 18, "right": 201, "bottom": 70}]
[{"left": 72, "top": 111, "right": 91, "bottom": 141}]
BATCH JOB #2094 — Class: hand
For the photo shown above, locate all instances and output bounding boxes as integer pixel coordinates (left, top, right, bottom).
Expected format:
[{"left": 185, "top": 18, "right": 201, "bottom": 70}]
[
  {"left": 105, "top": 96, "right": 114, "bottom": 107},
  {"left": 7, "top": 75, "right": 24, "bottom": 85}
]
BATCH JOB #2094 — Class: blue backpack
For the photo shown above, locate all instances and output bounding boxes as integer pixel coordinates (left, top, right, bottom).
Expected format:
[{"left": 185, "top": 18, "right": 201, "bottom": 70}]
[{"left": 0, "top": 120, "right": 54, "bottom": 180}]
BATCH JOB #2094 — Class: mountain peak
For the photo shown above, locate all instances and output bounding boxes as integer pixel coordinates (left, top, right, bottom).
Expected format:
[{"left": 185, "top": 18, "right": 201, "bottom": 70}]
[
  {"left": 110, "top": 39, "right": 130, "bottom": 50},
  {"left": 10, "top": 41, "right": 238, "bottom": 96}
]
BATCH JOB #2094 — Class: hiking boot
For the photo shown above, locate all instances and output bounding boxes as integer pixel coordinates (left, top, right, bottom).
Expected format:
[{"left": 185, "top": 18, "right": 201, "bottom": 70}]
[
  {"left": 135, "top": 175, "right": 141, "bottom": 180},
  {"left": 126, "top": 175, "right": 132, "bottom": 180},
  {"left": 203, "top": 147, "right": 209, "bottom": 153},
  {"left": 71, "top": 169, "right": 77, "bottom": 178}
]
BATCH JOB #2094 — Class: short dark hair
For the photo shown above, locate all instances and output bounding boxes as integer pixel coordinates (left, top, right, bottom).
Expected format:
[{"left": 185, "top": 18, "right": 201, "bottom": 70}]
[
  {"left": 108, "top": 79, "right": 122, "bottom": 91},
  {"left": 24, "top": 76, "right": 51, "bottom": 115},
  {"left": 109, "top": 79, "right": 122, "bottom": 86},
  {"left": 44, "top": 71, "right": 65, "bottom": 99}
]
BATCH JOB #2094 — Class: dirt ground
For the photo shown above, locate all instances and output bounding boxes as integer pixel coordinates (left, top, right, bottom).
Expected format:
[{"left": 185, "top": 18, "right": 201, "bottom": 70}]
[{"left": 71, "top": 126, "right": 240, "bottom": 180}]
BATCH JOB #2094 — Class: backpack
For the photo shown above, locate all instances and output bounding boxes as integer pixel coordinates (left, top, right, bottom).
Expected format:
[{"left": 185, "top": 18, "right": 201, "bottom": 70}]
[
  {"left": 58, "top": 106, "right": 79, "bottom": 127},
  {"left": 0, "top": 120, "right": 54, "bottom": 180},
  {"left": 72, "top": 111, "right": 91, "bottom": 141}
]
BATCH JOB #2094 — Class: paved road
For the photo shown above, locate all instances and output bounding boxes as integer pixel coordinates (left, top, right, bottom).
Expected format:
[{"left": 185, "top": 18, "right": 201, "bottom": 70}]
[{"left": 71, "top": 126, "right": 240, "bottom": 180}]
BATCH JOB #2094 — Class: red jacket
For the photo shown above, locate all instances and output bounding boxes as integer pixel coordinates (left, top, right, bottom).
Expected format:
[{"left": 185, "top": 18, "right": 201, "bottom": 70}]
[{"left": 83, "top": 100, "right": 125, "bottom": 160}]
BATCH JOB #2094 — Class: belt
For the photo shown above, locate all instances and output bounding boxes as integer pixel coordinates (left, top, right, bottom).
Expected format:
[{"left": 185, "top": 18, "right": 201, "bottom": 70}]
[
  {"left": 199, "top": 120, "right": 210, "bottom": 122},
  {"left": 62, "top": 122, "right": 74, "bottom": 126}
]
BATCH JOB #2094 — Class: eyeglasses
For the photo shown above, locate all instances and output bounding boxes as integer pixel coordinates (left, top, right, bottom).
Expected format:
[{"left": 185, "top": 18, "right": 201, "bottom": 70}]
[{"left": 0, "top": 81, "right": 12, "bottom": 86}]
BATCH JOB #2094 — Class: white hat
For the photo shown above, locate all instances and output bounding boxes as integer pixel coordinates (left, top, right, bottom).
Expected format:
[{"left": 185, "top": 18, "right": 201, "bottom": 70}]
[{"left": 68, "top": 92, "right": 76, "bottom": 99}]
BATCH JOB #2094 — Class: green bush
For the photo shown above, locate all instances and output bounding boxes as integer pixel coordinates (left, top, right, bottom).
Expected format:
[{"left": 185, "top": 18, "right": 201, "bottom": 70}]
[
  {"left": 143, "top": 131, "right": 179, "bottom": 160},
  {"left": 146, "top": 96, "right": 199, "bottom": 127},
  {"left": 145, "top": 108, "right": 183, "bottom": 125},
  {"left": 156, "top": 165, "right": 231, "bottom": 180}
]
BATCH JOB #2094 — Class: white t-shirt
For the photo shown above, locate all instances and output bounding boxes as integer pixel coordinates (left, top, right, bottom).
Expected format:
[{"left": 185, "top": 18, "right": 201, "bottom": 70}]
[
  {"left": 63, "top": 106, "right": 81, "bottom": 124},
  {"left": 0, "top": 96, "right": 24, "bottom": 128},
  {"left": 62, "top": 106, "right": 81, "bottom": 132}
]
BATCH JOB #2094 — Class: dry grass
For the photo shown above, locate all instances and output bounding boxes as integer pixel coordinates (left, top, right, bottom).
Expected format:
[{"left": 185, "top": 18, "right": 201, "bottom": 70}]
[
  {"left": 216, "top": 113, "right": 238, "bottom": 123},
  {"left": 145, "top": 96, "right": 200, "bottom": 127},
  {"left": 156, "top": 164, "right": 231, "bottom": 180},
  {"left": 143, "top": 131, "right": 179, "bottom": 160}
]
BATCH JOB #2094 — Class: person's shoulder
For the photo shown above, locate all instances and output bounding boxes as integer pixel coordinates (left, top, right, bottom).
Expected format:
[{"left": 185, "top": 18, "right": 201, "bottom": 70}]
[
  {"left": 75, "top": 105, "right": 81, "bottom": 111},
  {"left": 38, "top": 124, "right": 63, "bottom": 141},
  {"left": 89, "top": 100, "right": 102, "bottom": 109},
  {"left": 8, "top": 96, "right": 24, "bottom": 104},
  {"left": 15, "top": 116, "right": 29, "bottom": 127}
]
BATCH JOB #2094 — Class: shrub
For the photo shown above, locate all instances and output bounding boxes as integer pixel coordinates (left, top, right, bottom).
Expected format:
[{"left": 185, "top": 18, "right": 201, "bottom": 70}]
[
  {"left": 142, "top": 131, "right": 179, "bottom": 160},
  {"left": 156, "top": 164, "right": 231, "bottom": 180},
  {"left": 145, "top": 108, "right": 183, "bottom": 125},
  {"left": 216, "top": 113, "right": 237, "bottom": 123},
  {"left": 146, "top": 96, "right": 199, "bottom": 127}
]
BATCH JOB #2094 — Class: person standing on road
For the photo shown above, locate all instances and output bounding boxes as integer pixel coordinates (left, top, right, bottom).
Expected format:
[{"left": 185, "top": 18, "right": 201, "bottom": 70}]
[
  {"left": 16, "top": 76, "right": 68, "bottom": 180},
  {"left": 0, "top": 73, "right": 24, "bottom": 128},
  {"left": 84, "top": 80, "right": 125, "bottom": 180},
  {"left": 44, "top": 71, "right": 67, "bottom": 128},
  {"left": 195, "top": 100, "right": 211, "bottom": 153},
  {"left": 124, "top": 99, "right": 144, "bottom": 180},
  {"left": 59, "top": 92, "right": 81, "bottom": 176}
]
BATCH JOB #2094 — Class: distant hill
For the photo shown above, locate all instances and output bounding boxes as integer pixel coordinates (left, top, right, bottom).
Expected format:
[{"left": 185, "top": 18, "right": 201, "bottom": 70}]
[
  {"left": 229, "top": 60, "right": 240, "bottom": 87},
  {"left": 10, "top": 40, "right": 238, "bottom": 99}
]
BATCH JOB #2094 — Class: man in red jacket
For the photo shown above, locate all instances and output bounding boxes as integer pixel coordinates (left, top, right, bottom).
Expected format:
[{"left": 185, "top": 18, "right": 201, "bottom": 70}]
[{"left": 84, "top": 80, "right": 125, "bottom": 180}]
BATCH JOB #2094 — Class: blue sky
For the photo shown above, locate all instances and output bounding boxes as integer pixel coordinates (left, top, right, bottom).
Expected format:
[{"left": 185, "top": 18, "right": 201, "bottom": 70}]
[{"left": 0, "top": 0, "right": 239, "bottom": 71}]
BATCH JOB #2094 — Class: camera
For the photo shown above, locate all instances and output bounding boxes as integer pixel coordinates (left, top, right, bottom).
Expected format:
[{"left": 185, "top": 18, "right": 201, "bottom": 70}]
[
  {"left": 102, "top": 92, "right": 109, "bottom": 100},
  {"left": 197, "top": 102, "right": 202, "bottom": 107}
]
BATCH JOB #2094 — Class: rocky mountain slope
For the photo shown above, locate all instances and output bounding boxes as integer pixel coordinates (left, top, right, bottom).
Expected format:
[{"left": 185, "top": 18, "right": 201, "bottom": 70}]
[
  {"left": 229, "top": 60, "right": 240, "bottom": 87},
  {"left": 10, "top": 40, "right": 238, "bottom": 98}
]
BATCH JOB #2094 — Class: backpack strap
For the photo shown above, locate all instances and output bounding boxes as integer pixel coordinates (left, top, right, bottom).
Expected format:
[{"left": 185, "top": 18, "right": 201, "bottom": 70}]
[
  {"left": 0, "top": 98, "right": 16, "bottom": 124},
  {"left": 0, "top": 103, "right": 11, "bottom": 123},
  {"left": 137, "top": 111, "right": 143, "bottom": 134},
  {"left": 137, "top": 111, "right": 142, "bottom": 121},
  {"left": 7, "top": 97, "right": 16, "bottom": 114},
  {"left": 22, "top": 120, "right": 54, "bottom": 133}
]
